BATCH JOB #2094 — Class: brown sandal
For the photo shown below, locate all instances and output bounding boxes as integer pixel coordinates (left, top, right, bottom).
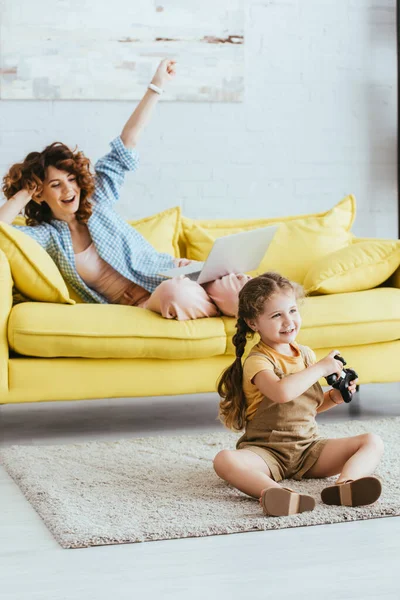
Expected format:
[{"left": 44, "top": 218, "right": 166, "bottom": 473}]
[
  {"left": 261, "top": 487, "right": 316, "bottom": 517},
  {"left": 321, "top": 476, "right": 382, "bottom": 507}
]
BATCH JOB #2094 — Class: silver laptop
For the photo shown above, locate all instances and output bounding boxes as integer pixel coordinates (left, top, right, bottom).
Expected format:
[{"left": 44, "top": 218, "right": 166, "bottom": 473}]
[{"left": 158, "top": 225, "right": 279, "bottom": 285}]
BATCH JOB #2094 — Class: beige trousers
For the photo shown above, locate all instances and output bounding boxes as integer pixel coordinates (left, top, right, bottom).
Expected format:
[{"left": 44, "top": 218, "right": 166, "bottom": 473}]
[{"left": 141, "top": 273, "right": 251, "bottom": 321}]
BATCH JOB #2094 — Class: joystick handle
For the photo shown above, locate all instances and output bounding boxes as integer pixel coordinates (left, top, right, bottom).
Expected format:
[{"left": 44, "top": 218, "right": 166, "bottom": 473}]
[{"left": 325, "top": 355, "right": 346, "bottom": 386}]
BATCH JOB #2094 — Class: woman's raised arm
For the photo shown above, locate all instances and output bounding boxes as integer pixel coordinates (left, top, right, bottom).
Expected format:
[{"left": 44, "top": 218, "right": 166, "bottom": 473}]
[
  {"left": 0, "top": 189, "right": 33, "bottom": 224},
  {"left": 120, "top": 58, "right": 176, "bottom": 149}
]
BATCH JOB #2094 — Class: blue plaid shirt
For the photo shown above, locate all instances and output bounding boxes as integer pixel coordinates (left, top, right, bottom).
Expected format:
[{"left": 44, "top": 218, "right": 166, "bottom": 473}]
[{"left": 13, "top": 136, "right": 176, "bottom": 303}]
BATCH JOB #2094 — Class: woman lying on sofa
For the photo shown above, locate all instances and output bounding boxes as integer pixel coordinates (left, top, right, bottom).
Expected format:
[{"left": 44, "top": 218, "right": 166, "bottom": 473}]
[{"left": 0, "top": 59, "right": 249, "bottom": 320}]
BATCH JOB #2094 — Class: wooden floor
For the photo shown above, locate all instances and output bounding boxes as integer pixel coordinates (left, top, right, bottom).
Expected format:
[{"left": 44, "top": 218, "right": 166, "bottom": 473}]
[{"left": 1, "top": 383, "right": 400, "bottom": 600}]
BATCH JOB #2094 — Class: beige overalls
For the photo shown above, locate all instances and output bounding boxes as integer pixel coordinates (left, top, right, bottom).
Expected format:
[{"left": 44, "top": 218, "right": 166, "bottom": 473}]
[{"left": 236, "top": 345, "right": 329, "bottom": 482}]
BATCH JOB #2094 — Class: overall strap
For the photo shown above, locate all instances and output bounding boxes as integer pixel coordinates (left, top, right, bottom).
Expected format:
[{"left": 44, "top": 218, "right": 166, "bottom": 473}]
[{"left": 297, "top": 344, "right": 313, "bottom": 368}]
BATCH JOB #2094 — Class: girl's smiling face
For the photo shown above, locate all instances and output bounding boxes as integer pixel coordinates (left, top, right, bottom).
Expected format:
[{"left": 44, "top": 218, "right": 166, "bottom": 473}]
[
  {"left": 37, "top": 166, "right": 81, "bottom": 222},
  {"left": 246, "top": 291, "right": 301, "bottom": 353}
]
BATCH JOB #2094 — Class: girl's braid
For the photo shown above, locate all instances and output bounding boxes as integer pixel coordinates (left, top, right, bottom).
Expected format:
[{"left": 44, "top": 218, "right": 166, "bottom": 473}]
[{"left": 232, "top": 317, "right": 250, "bottom": 362}]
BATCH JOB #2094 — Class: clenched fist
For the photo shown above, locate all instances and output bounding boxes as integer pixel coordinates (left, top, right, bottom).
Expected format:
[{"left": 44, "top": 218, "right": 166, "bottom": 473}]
[{"left": 151, "top": 59, "right": 177, "bottom": 89}]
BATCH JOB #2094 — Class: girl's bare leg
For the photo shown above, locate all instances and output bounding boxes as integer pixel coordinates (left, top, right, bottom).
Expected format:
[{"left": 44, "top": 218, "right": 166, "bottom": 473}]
[
  {"left": 304, "top": 433, "right": 384, "bottom": 482},
  {"left": 213, "top": 448, "right": 281, "bottom": 498}
]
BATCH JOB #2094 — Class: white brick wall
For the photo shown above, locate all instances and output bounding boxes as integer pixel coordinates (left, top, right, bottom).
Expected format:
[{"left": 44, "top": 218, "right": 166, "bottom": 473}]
[{"left": 0, "top": 0, "right": 397, "bottom": 238}]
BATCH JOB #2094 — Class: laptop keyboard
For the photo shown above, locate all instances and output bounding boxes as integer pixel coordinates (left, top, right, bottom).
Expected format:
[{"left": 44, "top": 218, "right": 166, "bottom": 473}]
[{"left": 186, "top": 272, "right": 201, "bottom": 281}]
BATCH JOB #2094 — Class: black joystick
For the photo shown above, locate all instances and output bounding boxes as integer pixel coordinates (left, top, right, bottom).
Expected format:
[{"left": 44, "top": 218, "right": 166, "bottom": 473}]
[{"left": 325, "top": 355, "right": 358, "bottom": 403}]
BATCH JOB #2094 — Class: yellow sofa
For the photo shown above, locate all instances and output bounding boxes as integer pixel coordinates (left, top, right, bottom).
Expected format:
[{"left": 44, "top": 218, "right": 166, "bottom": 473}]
[{"left": 0, "top": 197, "right": 399, "bottom": 405}]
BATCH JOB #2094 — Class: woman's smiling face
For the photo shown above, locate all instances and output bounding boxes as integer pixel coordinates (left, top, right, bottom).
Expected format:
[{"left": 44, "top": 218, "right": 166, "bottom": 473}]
[{"left": 38, "top": 166, "right": 81, "bottom": 221}]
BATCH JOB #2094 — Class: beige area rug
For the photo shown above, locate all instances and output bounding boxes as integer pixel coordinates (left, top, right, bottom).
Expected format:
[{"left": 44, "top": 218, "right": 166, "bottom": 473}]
[{"left": 1, "top": 418, "right": 399, "bottom": 549}]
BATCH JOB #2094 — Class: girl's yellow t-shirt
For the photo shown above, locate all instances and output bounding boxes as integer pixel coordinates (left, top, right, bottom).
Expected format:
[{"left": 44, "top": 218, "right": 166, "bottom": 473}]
[{"left": 242, "top": 340, "right": 317, "bottom": 421}]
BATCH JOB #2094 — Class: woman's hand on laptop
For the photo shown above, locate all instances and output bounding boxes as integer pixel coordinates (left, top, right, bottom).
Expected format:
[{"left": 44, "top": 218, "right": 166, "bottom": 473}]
[{"left": 174, "top": 258, "right": 192, "bottom": 267}]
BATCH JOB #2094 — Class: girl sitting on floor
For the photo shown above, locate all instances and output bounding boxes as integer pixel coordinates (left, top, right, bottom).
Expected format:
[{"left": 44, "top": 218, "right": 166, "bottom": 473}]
[{"left": 214, "top": 272, "right": 383, "bottom": 516}]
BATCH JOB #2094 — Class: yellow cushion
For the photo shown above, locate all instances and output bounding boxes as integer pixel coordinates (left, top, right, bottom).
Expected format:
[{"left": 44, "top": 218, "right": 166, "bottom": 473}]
[
  {"left": 0, "top": 223, "right": 74, "bottom": 304},
  {"left": 65, "top": 282, "right": 85, "bottom": 303},
  {"left": 182, "top": 195, "right": 355, "bottom": 283},
  {"left": 128, "top": 206, "right": 181, "bottom": 257},
  {"left": 304, "top": 240, "right": 400, "bottom": 295},
  {"left": 12, "top": 215, "right": 26, "bottom": 226},
  {"left": 223, "top": 287, "right": 400, "bottom": 354},
  {"left": 8, "top": 302, "right": 226, "bottom": 359}
]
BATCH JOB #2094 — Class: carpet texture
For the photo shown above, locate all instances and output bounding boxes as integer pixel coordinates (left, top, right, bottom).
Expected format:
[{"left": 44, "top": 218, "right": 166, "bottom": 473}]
[{"left": 1, "top": 418, "right": 399, "bottom": 549}]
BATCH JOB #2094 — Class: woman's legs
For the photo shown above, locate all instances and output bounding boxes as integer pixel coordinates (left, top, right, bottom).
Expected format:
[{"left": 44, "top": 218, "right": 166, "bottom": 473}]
[
  {"left": 203, "top": 273, "right": 251, "bottom": 317},
  {"left": 213, "top": 448, "right": 280, "bottom": 498},
  {"left": 143, "top": 273, "right": 251, "bottom": 321},
  {"left": 142, "top": 277, "right": 219, "bottom": 320},
  {"left": 304, "top": 433, "right": 384, "bottom": 482}
]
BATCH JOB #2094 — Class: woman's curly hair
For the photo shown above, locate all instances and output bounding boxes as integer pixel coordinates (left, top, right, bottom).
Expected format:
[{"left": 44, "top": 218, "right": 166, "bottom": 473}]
[
  {"left": 2, "top": 142, "right": 95, "bottom": 225},
  {"left": 217, "top": 272, "right": 304, "bottom": 432}
]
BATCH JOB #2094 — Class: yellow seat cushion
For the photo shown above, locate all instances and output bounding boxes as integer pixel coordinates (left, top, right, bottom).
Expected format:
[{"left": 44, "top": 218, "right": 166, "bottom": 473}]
[
  {"left": 8, "top": 303, "right": 227, "bottom": 359},
  {"left": 0, "top": 222, "right": 74, "bottom": 304},
  {"left": 223, "top": 288, "right": 400, "bottom": 354},
  {"left": 182, "top": 196, "right": 355, "bottom": 283},
  {"left": 304, "top": 240, "right": 400, "bottom": 295},
  {"left": 128, "top": 206, "right": 181, "bottom": 257}
]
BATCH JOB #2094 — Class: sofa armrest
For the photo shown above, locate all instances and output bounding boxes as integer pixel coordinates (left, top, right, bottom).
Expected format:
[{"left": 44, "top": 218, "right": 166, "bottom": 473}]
[{"left": 0, "top": 249, "right": 12, "bottom": 395}]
